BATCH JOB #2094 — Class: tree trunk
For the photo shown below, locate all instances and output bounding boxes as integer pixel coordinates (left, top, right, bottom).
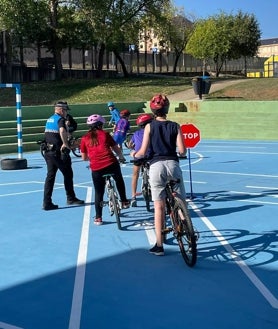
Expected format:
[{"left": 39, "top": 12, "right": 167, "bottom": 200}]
[
  {"left": 96, "top": 42, "right": 105, "bottom": 78},
  {"left": 173, "top": 51, "right": 182, "bottom": 74},
  {"left": 54, "top": 48, "right": 63, "bottom": 80},
  {"left": 5, "top": 31, "right": 13, "bottom": 82},
  {"left": 113, "top": 49, "right": 129, "bottom": 77}
]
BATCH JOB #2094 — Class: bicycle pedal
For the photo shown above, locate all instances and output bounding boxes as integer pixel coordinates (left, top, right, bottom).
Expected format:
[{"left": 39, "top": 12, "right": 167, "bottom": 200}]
[
  {"left": 194, "top": 227, "right": 200, "bottom": 240},
  {"left": 162, "top": 227, "right": 172, "bottom": 234}
]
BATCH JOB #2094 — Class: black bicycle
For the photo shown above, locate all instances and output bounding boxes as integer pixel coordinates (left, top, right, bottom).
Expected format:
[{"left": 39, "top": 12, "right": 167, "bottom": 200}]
[
  {"left": 37, "top": 135, "right": 81, "bottom": 158},
  {"left": 101, "top": 173, "right": 122, "bottom": 230},
  {"left": 163, "top": 179, "right": 198, "bottom": 267},
  {"left": 130, "top": 158, "right": 152, "bottom": 212}
]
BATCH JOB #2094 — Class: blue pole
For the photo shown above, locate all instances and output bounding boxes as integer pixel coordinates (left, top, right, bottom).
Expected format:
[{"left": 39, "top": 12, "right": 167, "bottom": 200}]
[
  {"left": 0, "top": 83, "right": 23, "bottom": 159},
  {"left": 188, "top": 149, "right": 195, "bottom": 199},
  {"left": 15, "top": 84, "right": 23, "bottom": 159}
]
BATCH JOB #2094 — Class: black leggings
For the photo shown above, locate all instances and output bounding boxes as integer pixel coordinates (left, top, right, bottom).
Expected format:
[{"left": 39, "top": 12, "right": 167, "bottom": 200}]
[{"left": 91, "top": 162, "right": 128, "bottom": 218}]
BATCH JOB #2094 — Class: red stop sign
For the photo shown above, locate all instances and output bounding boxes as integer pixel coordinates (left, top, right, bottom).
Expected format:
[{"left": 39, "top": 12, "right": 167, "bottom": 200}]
[{"left": 180, "top": 123, "right": 201, "bottom": 148}]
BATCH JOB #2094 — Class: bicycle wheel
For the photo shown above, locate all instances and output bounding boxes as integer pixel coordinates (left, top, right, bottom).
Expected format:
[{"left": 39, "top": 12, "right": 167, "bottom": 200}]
[
  {"left": 142, "top": 183, "right": 151, "bottom": 212},
  {"left": 109, "top": 187, "right": 122, "bottom": 230},
  {"left": 141, "top": 165, "right": 152, "bottom": 211},
  {"left": 124, "top": 133, "right": 134, "bottom": 149},
  {"left": 70, "top": 137, "right": 82, "bottom": 157},
  {"left": 40, "top": 145, "right": 46, "bottom": 158},
  {"left": 172, "top": 196, "right": 197, "bottom": 267}
]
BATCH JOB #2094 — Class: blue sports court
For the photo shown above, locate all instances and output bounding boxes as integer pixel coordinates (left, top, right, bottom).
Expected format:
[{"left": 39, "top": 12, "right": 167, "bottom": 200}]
[{"left": 0, "top": 139, "right": 277, "bottom": 329}]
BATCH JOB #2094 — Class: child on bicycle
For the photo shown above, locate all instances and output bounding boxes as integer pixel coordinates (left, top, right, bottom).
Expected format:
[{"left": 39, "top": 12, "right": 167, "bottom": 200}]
[
  {"left": 113, "top": 109, "right": 131, "bottom": 149},
  {"left": 107, "top": 101, "right": 120, "bottom": 129},
  {"left": 128, "top": 113, "right": 153, "bottom": 207},
  {"left": 80, "top": 114, "right": 130, "bottom": 225},
  {"left": 133, "top": 94, "right": 187, "bottom": 256}
]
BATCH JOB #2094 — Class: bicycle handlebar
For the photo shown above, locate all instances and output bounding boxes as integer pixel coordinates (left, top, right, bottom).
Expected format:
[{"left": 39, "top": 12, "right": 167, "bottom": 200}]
[{"left": 130, "top": 157, "right": 149, "bottom": 166}]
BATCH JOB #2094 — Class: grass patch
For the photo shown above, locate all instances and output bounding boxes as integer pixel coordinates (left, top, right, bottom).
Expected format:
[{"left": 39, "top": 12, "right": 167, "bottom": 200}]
[
  {"left": 0, "top": 76, "right": 278, "bottom": 106},
  {"left": 0, "top": 76, "right": 192, "bottom": 106},
  {"left": 209, "top": 78, "right": 278, "bottom": 100}
]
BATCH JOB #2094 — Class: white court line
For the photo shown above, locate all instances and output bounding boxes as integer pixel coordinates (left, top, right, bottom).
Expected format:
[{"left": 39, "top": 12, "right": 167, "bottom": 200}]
[
  {"left": 201, "top": 145, "right": 266, "bottom": 149},
  {"left": 238, "top": 199, "right": 278, "bottom": 205},
  {"left": 0, "top": 181, "right": 40, "bottom": 186},
  {"left": 192, "top": 170, "right": 278, "bottom": 179},
  {"left": 68, "top": 187, "right": 92, "bottom": 329},
  {"left": 197, "top": 150, "right": 278, "bottom": 155},
  {"left": 0, "top": 322, "right": 24, "bottom": 329},
  {"left": 145, "top": 226, "right": 156, "bottom": 246},
  {"left": 0, "top": 186, "right": 65, "bottom": 197},
  {"left": 247, "top": 185, "right": 278, "bottom": 190},
  {"left": 190, "top": 201, "right": 278, "bottom": 309}
]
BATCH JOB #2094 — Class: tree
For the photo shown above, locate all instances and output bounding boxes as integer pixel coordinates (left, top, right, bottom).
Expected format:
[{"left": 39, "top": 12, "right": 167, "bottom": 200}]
[
  {"left": 157, "top": 7, "right": 193, "bottom": 74},
  {"left": 229, "top": 11, "right": 261, "bottom": 75},
  {"left": 73, "top": 0, "right": 172, "bottom": 77},
  {"left": 0, "top": 0, "right": 49, "bottom": 80},
  {"left": 0, "top": 0, "right": 80, "bottom": 80},
  {"left": 186, "top": 11, "right": 261, "bottom": 77}
]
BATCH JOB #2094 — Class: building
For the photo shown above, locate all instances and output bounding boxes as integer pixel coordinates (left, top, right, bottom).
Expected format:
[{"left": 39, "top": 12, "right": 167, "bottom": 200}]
[
  {"left": 258, "top": 38, "right": 278, "bottom": 57},
  {"left": 138, "top": 28, "right": 162, "bottom": 53}
]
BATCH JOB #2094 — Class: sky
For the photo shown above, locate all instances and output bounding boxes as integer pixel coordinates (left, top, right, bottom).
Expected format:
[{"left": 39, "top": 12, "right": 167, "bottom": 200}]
[{"left": 174, "top": 0, "right": 277, "bottom": 39}]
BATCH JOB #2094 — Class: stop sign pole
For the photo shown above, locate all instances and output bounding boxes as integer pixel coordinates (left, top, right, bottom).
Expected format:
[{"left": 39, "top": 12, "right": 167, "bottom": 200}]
[{"left": 180, "top": 123, "right": 201, "bottom": 199}]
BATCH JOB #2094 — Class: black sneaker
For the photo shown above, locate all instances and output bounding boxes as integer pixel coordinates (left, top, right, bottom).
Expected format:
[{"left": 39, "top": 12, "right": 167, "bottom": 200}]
[
  {"left": 42, "top": 203, "right": 59, "bottom": 211},
  {"left": 149, "top": 243, "right": 164, "bottom": 256},
  {"left": 67, "top": 198, "right": 84, "bottom": 205}
]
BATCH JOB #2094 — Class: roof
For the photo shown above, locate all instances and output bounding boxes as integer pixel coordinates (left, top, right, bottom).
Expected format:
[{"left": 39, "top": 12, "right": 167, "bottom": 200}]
[{"left": 260, "top": 38, "right": 278, "bottom": 45}]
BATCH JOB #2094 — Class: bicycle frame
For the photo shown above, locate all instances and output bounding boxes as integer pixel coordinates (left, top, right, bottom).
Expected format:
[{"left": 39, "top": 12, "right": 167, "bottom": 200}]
[
  {"left": 130, "top": 158, "right": 152, "bottom": 211},
  {"left": 102, "top": 174, "right": 122, "bottom": 230},
  {"left": 141, "top": 161, "right": 152, "bottom": 211}
]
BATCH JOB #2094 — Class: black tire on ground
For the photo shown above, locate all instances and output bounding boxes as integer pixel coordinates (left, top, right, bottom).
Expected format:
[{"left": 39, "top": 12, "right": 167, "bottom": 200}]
[
  {"left": 1, "top": 158, "right": 28, "bottom": 170},
  {"left": 173, "top": 196, "right": 197, "bottom": 267},
  {"left": 110, "top": 190, "right": 122, "bottom": 230}
]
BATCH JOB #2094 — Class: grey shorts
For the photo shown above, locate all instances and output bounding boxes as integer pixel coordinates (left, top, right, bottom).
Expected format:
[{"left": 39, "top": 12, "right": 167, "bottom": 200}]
[{"left": 149, "top": 160, "right": 186, "bottom": 201}]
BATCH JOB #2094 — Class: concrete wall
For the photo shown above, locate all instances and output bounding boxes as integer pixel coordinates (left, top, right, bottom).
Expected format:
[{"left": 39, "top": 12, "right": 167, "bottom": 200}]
[
  {"left": 169, "top": 100, "right": 278, "bottom": 141},
  {"left": 0, "top": 102, "right": 146, "bottom": 154},
  {"left": 1, "top": 100, "right": 277, "bottom": 155}
]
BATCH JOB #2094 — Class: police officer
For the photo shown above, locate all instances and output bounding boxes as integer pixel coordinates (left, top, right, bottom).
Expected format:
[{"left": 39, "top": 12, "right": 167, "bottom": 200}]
[{"left": 42, "top": 101, "right": 84, "bottom": 210}]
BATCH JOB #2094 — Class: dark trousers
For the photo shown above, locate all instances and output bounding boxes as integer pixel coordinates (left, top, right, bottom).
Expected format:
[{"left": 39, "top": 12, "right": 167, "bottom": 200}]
[
  {"left": 43, "top": 151, "right": 76, "bottom": 205},
  {"left": 91, "top": 162, "right": 128, "bottom": 218}
]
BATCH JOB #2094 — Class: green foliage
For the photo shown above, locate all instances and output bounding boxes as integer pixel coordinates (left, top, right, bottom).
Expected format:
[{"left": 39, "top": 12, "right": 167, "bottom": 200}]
[
  {"left": 186, "top": 11, "right": 261, "bottom": 76},
  {"left": 0, "top": 0, "right": 49, "bottom": 45}
]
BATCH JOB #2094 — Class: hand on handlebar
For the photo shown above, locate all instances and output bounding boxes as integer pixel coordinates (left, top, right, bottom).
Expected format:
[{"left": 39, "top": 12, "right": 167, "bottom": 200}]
[{"left": 178, "top": 152, "right": 187, "bottom": 159}]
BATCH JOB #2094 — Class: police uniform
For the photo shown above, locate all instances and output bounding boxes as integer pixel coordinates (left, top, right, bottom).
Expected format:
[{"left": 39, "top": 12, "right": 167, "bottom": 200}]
[{"left": 42, "top": 102, "right": 83, "bottom": 210}]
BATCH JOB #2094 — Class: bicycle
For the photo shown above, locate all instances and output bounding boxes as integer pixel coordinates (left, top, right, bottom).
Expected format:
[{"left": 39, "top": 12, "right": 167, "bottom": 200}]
[
  {"left": 124, "top": 132, "right": 134, "bottom": 149},
  {"left": 101, "top": 173, "right": 122, "bottom": 230},
  {"left": 37, "top": 135, "right": 81, "bottom": 158},
  {"left": 163, "top": 179, "right": 198, "bottom": 267},
  {"left": 130, "top": 158, "right": 152, "bottom": 212}
]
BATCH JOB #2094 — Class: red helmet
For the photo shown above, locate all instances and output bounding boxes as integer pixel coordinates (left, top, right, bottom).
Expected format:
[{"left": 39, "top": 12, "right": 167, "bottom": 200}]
[
  {"left": 150, "top": 94, "right": 170, "bottom": 114},
  {"left": 120, "top": 109, "right": 131, "bottom": 117},
  {"left": 136, "top": 113, "right": 153, "bottom": 127}
]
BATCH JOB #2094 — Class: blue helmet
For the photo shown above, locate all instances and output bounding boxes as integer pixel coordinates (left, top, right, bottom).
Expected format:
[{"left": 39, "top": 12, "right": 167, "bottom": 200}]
[{"left": 107, "top": 102, "right": 114, "bottom": 107}]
